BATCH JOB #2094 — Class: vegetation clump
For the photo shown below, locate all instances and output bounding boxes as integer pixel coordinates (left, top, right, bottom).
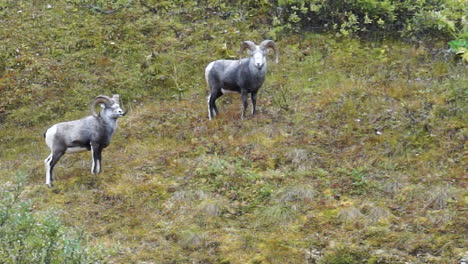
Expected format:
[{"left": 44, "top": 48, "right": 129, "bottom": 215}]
[{"left": 0, "top": 174, "right": 110, "bottom": 264}]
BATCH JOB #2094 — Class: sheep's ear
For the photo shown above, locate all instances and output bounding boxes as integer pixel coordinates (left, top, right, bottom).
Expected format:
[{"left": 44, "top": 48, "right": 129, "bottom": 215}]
[{"left": 100, "top": 103, "right": 105, "bottom": 109}]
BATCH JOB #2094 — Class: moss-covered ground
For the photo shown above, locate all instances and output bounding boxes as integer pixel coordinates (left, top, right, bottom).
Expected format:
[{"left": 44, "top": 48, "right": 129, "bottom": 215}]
[{"left": 0, "top": 1, "right": 466, "bottom": 263}]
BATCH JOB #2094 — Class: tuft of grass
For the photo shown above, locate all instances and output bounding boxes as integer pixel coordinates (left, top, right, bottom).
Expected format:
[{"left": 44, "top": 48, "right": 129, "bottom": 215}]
[
  {"left": 275, "top": 184, "right": 316, "bottom": 204},
  {"left": 339, "top": 203, "right": 393, "bottom": 228},
  {"left": 338, "top": 207, "right": 364, "bottom": 225},
  {"left": 255, "top": 204, "right": 297, "bottom": 228},
  {"left": 361, "top": 203, "right": 392, "bottom": 225},
  {"left": 179, "top": 229, "right": 208, "bottom": 250},
  {"left": 423, "top": 185, "right": 457, "bottom": 210},
  {"left": 320, "top": 246, "right": 371, "bottom": 264},
  {"left": 197, "top": 198, "right": 226, "bottom": 217},
  {"left": 286, "top": 148, "right": 313, "bottom": 171},
  {"left": 382, "top": 177, "right": 407, "bottom": 197}
]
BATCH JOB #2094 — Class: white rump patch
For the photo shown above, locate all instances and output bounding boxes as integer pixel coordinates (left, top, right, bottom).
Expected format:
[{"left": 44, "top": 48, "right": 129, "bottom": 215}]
[
  {"left": 205, "top": 62, "right": 215, "bottom": 84},
  {"left": 221, "top": 88, "right": 239, "bottom": 94},
  {"left": 66, "top": 147, "right": 88, "bottom": 153},
  {"left": 45, "top": 125, "right": 57, "bottom": 149}
]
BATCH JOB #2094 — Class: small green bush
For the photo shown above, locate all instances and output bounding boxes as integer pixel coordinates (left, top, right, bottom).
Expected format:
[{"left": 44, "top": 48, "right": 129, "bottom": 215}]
[
  {"left": 448, "top": 34, "right": 468, "bottom": 62},
  {"left": 0, "top": 174, "right": 109, "bottom": 264}
]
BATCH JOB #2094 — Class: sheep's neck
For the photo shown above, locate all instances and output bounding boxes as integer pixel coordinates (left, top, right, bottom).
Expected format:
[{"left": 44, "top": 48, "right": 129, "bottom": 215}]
[
  {"left": 246, "top": 59, "right": 266, "bottom": 87},
  {"left": 99, "top": 114, "right": 118, "bottom": 136}
]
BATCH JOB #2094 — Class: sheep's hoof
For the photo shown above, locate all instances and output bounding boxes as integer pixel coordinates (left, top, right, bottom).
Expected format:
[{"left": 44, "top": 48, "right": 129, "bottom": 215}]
[{"left": 46, "top": 183, "right": 53, "bottom": 188}]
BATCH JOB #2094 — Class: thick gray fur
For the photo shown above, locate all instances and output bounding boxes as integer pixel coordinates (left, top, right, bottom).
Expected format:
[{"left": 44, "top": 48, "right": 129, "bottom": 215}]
[
  {"left": 205, "top": 40, "right": 278, "bottom": 120},
  {"left": 44, "top": 94, "right": 125, "bottom": 187}
]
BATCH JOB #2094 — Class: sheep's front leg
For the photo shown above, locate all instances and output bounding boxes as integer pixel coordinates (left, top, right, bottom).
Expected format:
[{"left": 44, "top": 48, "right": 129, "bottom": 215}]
[
  {"left": 241, "top": 90, "right": 249, "bottom": 120},
  {"left": 90, "top": 144, "right": 102, "bottom": 174},
  {"left": 251, "top": 92, "right": 258, "bottom": 116}
]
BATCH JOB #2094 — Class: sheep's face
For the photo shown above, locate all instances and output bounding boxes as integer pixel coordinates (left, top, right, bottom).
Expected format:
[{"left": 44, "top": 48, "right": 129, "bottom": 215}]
[
  {"left": 250, "top": 46, "right": 267, "bottom": 70},
  {"left": 102, "top": 101, "right": 125, "bottom": 119}
]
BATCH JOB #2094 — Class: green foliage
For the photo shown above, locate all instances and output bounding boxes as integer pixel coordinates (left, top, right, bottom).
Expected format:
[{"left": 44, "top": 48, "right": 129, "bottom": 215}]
[
  {"left": 266, "top": 0, "right": 467, "bottom": 40},
  {"left": 239, "top": 0, "right": 468, "bottom": 53},
  {"left": 349, "top": 168, "right": 371, "bottom": 196},
  {"left": 448, "top": 34, "right": 468, "bottom": 61},
  {"left": 0, "top": 173, "right": 110, "bottom": 264},
  {"left": 66, "top": 0, "right": 134, "bottom": 11},
  {"left": 271, "top": 83, "right": 292, "bottom": 111}
]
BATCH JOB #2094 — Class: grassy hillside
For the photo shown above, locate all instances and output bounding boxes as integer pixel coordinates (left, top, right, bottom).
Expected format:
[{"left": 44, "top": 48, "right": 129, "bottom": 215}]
[{"left": 0, "top": 1, "right": 467, "bottom": 263}]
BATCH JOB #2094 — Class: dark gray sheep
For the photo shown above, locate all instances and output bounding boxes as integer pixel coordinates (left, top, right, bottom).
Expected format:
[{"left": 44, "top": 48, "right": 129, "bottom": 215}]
[{"left": 205, "top": 40, "right": 279, "bottom": 120}]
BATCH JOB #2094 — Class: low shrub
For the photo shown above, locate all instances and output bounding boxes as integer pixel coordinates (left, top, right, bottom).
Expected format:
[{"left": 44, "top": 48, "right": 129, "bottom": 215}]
[{"left": 0, "top": 173, "right": 110, "bottom": 264}]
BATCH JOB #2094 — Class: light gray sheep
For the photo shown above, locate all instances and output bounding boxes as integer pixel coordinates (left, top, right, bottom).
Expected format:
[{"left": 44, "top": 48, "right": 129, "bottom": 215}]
[{"left": 44, "top": 94, "right": 125, "bottom": 187}]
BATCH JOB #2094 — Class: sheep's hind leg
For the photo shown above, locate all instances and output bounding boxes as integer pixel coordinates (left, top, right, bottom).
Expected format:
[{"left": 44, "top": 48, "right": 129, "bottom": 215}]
[
  {"left": 207, "top": 94, "right": 213, "bottom": 120},
  {"left": 208, "top": 90, "right": 222, "bottom": 120},
  {"left": 213, "top": 99, "right": 220, "bottom": 116},
  {"left": 45, "top": 150, "right": 65, "bottom": 187},
  {"left": 44, "top": 154, "right": 53, "bottom": 187}
]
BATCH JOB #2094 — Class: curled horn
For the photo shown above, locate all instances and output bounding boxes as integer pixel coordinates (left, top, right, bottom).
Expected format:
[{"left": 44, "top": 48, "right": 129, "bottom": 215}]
[
  {"left": 91, "top": 95, "right": 112, "bottom": 117},
  {"left": 260, "top": 40, "right": 279, "bottom": 64},
  {"left": 239, "top": 41, "right": 257, "bottom": 60}
]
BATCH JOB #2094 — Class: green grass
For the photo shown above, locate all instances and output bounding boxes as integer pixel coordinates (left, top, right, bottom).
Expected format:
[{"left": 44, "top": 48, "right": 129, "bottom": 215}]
[
  {"left": 1, "top": 1, "right": 467, "bottom": 263},
  {"left": 0, "top": 173, "right": 111, "bottom": 264}
]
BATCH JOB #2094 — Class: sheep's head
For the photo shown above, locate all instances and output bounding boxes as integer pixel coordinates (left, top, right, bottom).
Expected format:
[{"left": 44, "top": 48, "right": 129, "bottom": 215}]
[
  {"left": 240, "top": 40, "right": 279, "bottom": 69},
  {"left": 91, "top": 94, "right": 125, "bottom": 119}
]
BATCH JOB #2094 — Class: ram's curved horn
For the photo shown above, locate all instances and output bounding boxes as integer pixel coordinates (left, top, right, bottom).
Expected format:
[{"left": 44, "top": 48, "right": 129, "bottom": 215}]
[
  {"left": 259, "top": 40, "right": 279, "bottom": 64},
  {"left": 91, "top": 95, "right": 112, "bottom": 117},
  {"left": 239, "top": 41, "right": 257, "bottom": 60}
]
